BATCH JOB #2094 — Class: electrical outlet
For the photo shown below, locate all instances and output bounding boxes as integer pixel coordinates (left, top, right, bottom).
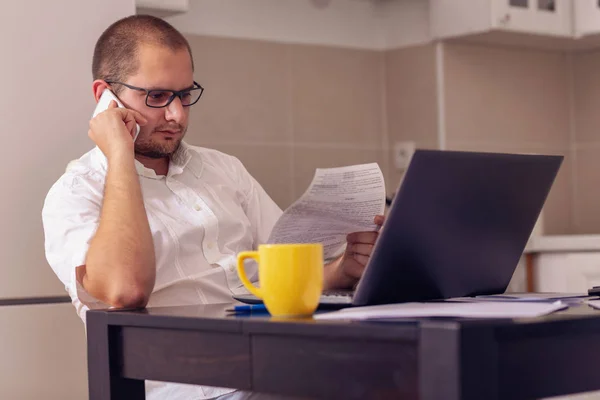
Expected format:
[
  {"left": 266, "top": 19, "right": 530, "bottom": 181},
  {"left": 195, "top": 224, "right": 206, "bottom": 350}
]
[{"left": 393, "top": 141, "right": 415, "bottom": 170}]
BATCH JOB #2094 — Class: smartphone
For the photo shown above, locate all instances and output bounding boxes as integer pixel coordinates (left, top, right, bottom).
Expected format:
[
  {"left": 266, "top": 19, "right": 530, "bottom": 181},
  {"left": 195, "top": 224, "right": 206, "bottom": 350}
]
[{"left": 92, "top": 88, "right": 140, "bottom": 141}]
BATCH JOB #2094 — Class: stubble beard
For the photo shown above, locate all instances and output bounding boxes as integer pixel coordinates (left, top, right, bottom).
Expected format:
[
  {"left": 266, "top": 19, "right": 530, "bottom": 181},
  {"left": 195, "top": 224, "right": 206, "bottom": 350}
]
[{"left": 134, "top": 126, "right": 186, "bottom": 159}]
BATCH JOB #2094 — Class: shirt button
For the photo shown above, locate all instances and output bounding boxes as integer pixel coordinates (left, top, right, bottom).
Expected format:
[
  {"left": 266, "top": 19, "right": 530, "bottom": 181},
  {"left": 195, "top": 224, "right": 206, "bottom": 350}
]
[
  {"left": 193, "top": 204, "right": 201, "bottom": 211},
  {"left": 207, "top": 242, "right": 215, "bottom": 250}
]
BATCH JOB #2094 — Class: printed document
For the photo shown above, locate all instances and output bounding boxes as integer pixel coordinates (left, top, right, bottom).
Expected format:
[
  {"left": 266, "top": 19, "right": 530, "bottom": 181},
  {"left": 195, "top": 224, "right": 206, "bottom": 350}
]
[
  {"left": 314, "top": 301, "right": 567, "bottom": 320},
  {"left": 267, "top": 163, "right": 386, "bottom": 259}
]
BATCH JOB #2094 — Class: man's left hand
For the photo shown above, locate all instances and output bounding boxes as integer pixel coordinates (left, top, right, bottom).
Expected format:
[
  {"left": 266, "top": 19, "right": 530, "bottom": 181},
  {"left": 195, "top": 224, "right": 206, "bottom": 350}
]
[{"left": 324, "top": 215, "right": 385, "bottom": 290}]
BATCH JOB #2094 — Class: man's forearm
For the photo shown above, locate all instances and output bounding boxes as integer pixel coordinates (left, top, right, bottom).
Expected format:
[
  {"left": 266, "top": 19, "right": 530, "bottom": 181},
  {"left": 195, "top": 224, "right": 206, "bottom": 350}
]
[{"left": 84, "top": 154, "right": 156, "bottom": 307}]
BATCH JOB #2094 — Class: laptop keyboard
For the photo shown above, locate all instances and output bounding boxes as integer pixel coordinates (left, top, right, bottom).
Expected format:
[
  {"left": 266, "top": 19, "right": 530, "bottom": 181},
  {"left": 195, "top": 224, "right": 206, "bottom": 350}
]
[
  {"left": 323, "top": 289, "right": 353, "bottom": 297},
  {"left": 320, "top": 290, "right": 353, "bottom": 304}
]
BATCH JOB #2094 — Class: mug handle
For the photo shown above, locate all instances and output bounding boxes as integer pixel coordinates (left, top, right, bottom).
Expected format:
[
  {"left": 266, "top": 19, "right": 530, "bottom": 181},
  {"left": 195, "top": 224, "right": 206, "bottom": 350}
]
[{"left": 237, "top": 251, "right": 263, "bottom": 299}]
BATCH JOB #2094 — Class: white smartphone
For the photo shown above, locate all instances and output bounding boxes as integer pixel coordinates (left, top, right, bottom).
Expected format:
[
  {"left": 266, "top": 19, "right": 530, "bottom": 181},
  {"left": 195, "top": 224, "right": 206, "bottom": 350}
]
[{"left": 92, "top": 88, "right": 141, "bottom": 141}]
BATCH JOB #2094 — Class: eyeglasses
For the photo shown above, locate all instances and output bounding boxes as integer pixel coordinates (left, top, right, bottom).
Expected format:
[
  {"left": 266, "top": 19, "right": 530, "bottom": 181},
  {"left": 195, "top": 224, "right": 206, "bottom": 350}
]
[{"left": 105, "top": 80, "right": 204, "bottom": 108}]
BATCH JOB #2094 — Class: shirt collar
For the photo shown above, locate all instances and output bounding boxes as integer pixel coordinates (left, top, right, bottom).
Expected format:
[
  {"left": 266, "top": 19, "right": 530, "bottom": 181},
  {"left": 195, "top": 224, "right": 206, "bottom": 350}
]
[
  {"left": 93, "top": 141, "right": 197, "bottom": 180},
  {"left": 134, "top": 141, "right": 193, "bottom": 179}
]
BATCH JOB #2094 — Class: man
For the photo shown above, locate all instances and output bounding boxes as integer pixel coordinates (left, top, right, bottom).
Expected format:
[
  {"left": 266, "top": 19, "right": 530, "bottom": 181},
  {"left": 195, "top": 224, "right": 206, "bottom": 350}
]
[{"left": 42, "top": 15, "right": 384, "bottom": 400}]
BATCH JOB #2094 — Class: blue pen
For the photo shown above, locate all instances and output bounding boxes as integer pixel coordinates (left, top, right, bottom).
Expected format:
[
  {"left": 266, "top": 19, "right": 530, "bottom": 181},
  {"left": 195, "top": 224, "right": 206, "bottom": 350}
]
[{"left": 230, "top": 304, "right": 268, "bottom": 313}]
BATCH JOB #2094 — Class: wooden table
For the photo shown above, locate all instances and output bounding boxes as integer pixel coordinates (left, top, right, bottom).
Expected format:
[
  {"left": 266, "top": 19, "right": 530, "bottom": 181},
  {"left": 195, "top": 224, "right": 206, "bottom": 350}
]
[{"left": 87, "top": 302, "right": 600, "bottom": 400}]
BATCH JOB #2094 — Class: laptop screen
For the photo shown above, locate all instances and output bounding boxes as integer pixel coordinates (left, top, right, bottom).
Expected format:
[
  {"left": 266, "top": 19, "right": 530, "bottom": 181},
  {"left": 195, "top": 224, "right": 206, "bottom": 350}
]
[{"left": 352, "top": 149, "right": 563, "bottom": 306}]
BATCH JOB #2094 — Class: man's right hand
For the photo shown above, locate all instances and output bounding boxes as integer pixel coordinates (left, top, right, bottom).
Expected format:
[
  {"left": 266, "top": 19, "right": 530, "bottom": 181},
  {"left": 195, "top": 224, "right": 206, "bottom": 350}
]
[{"left": 88, "top": 100, "right": 147, "bottom": 161}]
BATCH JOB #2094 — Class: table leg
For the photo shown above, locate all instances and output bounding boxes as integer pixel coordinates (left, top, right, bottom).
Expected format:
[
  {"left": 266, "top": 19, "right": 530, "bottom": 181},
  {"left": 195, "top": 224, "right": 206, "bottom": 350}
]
[
  {"left": 419, "top": 322, "right": 499, "bottom": 400},
  {"left": 87, "top": 312, "right": 145, "bottom": 400}
]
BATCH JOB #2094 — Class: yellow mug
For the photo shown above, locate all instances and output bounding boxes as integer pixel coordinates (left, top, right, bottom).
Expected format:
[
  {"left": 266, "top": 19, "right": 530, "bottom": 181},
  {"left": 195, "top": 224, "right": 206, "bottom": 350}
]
[{"left": 237, "top": 243, "right": 323, "bottom": 317}]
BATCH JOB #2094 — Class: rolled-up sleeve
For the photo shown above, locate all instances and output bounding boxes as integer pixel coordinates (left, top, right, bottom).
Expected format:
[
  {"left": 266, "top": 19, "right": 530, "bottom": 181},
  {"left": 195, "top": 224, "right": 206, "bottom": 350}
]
[{"left": 42, "top": 169, "right": 106, "bottom": 320}]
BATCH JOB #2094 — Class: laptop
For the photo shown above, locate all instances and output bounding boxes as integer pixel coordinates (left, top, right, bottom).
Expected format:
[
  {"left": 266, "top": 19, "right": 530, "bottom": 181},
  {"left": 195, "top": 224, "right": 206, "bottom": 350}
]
[{"left": 234, "top": 149, "right": 563, "bottom": 309}]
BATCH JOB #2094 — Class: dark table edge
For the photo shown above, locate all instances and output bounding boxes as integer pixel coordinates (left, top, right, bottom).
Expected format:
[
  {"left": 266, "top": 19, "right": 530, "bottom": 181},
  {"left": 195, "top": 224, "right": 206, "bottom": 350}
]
[
  {"left": 89, "top": 306, "right": 420, "bottom": 341},
  {"left": 87, "top": 303, "right": 600, "bottom": 342}
]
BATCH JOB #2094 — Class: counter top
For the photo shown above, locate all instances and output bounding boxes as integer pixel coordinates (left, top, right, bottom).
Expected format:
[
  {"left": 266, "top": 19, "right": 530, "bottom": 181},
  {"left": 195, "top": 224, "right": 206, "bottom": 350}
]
[{"left": 525, "top": 235, "right": 600, "bottom": 253}]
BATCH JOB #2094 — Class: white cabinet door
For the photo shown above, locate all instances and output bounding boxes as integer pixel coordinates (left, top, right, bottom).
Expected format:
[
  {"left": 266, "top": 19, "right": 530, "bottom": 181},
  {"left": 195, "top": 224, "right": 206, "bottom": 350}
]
[
  {"left": 493, "top": 0, "right": 572, "bottom": 37},
  {"left": 136, "top": 0, "right": 189, "bottom": 17},
  {"left": 430, "top": 0, "right": 495, "bottom": 40},
  {"left": 0, "top": 303, "right": 88, "bottom": 400},
  {"left": 431, "top": 0, "right": 572, "bottom": 40},
  {"left": 535, "top": 253, "right": 600, "bottom": 293},
  {"left": 573, "top": 0, "right": 600, "bottom": 37}
]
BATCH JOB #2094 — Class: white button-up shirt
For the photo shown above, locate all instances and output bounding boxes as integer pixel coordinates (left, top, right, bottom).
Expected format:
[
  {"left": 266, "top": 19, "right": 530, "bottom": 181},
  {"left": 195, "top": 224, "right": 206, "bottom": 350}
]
[{"left": 42, "top": 141, "right": 283, "bottom": 399}]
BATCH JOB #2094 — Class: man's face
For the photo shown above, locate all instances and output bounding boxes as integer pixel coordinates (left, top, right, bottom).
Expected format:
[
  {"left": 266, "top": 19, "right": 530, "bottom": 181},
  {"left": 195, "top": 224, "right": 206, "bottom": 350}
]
[{"left": 117, "top": 44, "right": 194, "bottom": 159}]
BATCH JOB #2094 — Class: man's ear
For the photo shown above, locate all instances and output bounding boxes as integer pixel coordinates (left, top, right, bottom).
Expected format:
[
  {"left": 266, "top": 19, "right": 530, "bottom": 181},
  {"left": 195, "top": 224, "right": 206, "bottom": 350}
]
[{"left": 92, "top": 80, "right": 111, "bottom": 103}]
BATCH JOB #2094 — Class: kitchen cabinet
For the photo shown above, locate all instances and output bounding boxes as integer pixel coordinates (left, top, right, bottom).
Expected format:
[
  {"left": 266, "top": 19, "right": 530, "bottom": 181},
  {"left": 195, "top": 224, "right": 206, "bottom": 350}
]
[
  {"left": 0, "top": 303, "right": 88, "bottom": 400},
  {"left": 431, "top": 0, "right": 572, "bottom": 40},
  {"left": 136, "top": 0, "right": 189, "bottom": 18},
  {"left": 524, "top": 235, "right": 600, "bottom": 293},
  {"left": 573, "top": 0, "right": 600, "bottom": 37}
]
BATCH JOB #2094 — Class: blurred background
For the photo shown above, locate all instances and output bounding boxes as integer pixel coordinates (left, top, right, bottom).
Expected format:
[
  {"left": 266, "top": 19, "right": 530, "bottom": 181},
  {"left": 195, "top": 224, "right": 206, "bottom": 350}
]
[{"left": 3, "top": 0, "right": 600, "bottom": 398}]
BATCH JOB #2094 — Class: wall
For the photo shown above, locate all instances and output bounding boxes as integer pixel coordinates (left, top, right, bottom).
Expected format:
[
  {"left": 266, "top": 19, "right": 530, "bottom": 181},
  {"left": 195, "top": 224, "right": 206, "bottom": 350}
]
[
  {"left": 167, "top": 0, "right": 435, "bottom": 208},
  {"left": 167, "top": 0, "right": 600, "bottom": 234},
  {"left": 184, "top": 35, "right": 386, "bottom": 207},
  {"left": 1, "top": 0, "right": 136, "bottom": 298},
  {"left": 385, "top": 43, "right": 439, "bottom": 195},
  {"left": 442, "top": 43, "right": 573, "bottom": 234},
  {"left": 572, "top": 50, "right": 600, "bottom": 233},
  {"left": 1, "top": 1, "right": 136, "bottom": 398},
  {"left": 383, "top": 41, "right": 575, "bottom": 235}
]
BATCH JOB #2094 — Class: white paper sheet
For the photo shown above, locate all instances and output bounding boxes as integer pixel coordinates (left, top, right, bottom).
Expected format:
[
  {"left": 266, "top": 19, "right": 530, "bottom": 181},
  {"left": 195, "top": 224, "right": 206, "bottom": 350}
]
[
  {"left": 267, "top": 163, "right": 386, "bottom": 259},
  {"left": 475, "top": 293, "right": 589, "bottom": 302},
  {"left": 447, "top": 293, "right": 592, "bottom": 303},
  {"left": 314, "top": 301, "right": 567, "bottom": 320},
  {"left": 586, "top": 300, "right": 600, "bottom": 310}
]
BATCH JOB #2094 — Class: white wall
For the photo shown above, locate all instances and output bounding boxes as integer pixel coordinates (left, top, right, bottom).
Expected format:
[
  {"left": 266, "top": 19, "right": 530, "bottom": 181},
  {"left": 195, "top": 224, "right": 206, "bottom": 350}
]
[
  {"left": 0, "top": 0, "right": 135, "bottom": 298},
  {"left": 166, "top": 0, "right": 432, "bottom": 50}
]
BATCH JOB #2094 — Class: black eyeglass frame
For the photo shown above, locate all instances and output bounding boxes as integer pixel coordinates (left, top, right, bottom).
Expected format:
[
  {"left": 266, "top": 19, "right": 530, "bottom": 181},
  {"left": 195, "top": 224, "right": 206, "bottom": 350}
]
[{"left": 104, "top": 80, "right": 204, "bottom": 108}]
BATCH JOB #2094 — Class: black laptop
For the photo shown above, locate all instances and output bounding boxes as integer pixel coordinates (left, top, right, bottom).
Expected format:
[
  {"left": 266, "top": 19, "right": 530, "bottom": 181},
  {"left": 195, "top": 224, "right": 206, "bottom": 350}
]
[{"left": 234, "top": 149, "right": 563, "bottom": 308}]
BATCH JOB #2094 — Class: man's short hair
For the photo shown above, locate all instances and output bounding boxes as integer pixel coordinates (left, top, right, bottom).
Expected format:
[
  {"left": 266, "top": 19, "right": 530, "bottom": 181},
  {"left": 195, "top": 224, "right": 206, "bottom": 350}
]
[{"left": 92, "top": 15, "right": 194, "bottom": 88}]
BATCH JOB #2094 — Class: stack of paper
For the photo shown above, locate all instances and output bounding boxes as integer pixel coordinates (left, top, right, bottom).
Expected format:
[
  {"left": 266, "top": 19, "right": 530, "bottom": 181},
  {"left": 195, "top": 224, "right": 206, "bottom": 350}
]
[
  {"left": 474, "top": 293, "right": 590, "bottom": 302},
  {"left": 314, "top": 301, "right": 567, "bottom": 321},
  {"left": 447, "top": 293, "right": 592, "bottom": 304},
  {"left": 586, "top": 300, "right": 600, "bottom": 310}
]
